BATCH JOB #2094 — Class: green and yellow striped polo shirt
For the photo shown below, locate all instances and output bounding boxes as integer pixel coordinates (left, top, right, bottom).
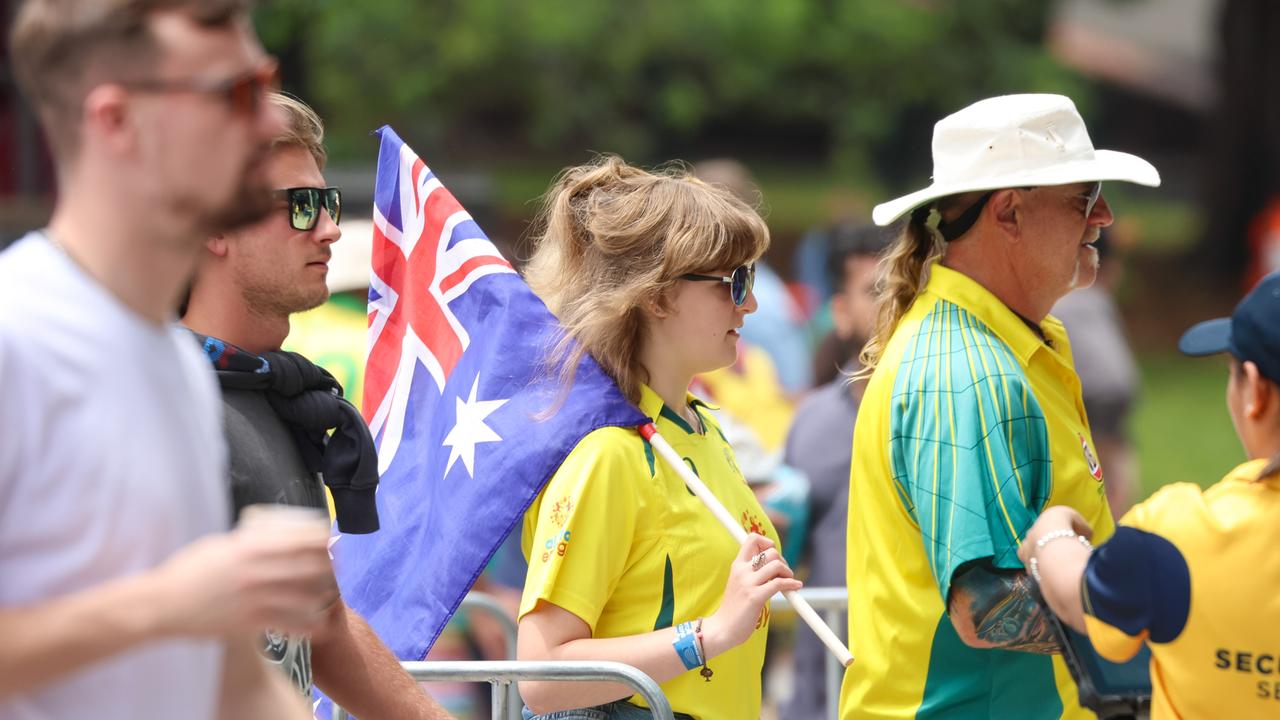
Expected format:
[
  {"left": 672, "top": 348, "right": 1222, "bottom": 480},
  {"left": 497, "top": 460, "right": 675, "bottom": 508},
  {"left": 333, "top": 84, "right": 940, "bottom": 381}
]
[{"left": 840, "top": 264, "right": 1115, "bottom": 719}]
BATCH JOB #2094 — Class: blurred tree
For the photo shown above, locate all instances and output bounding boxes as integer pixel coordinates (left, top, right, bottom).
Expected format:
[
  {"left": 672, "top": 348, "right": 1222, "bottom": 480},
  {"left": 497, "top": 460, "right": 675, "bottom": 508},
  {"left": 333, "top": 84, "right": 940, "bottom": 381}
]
[{"left": 256, "top": 0, "right": 1087, "bottom": 188}]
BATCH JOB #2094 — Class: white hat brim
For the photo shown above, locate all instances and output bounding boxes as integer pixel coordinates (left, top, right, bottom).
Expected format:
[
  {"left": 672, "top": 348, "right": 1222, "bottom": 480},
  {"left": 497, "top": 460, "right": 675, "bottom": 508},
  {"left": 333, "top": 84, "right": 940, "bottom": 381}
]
[{"left": 871, "top": 149, "right": 1161, "bottom": 227}]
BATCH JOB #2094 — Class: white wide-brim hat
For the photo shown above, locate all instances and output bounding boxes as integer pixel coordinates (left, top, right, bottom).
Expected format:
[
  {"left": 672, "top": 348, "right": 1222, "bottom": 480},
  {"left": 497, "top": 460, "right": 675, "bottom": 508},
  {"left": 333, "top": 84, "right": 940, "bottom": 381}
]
[{"left": 872, "top": 94, "right": 1161, "bottom": 227}]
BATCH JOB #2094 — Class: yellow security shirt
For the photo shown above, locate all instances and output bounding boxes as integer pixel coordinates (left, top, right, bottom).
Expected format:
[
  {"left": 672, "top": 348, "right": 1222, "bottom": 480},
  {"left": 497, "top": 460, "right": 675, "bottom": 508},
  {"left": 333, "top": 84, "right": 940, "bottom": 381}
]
[
  {"left": 1083, "top": 458, "right": 1280, "bottom": 719},
  {"left": 520, "top": 384, "right": 779, "bottom": 720},
  {"left": 841, "top": 264, "right": 1114, "bottom": 719}
]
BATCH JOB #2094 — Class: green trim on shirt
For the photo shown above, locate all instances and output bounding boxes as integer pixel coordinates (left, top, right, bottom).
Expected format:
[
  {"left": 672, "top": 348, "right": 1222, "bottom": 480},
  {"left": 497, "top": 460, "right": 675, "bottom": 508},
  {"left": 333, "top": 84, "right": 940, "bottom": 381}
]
[
  {"left": 653, "top": 555, "right": 675, "bottom": 630},
  {"left": 916, "top": 614, "right": 1064, "bottom": 719},
  {"left": 659, "top": 404, "right": 697, "bottom": 435}
]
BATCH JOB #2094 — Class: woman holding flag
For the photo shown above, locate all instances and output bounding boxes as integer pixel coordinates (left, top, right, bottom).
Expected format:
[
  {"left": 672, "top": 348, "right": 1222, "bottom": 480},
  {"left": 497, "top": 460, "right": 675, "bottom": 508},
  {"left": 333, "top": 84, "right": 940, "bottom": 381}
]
[{"left": 515, "top": 155, "right": 800, "bottom": 720}]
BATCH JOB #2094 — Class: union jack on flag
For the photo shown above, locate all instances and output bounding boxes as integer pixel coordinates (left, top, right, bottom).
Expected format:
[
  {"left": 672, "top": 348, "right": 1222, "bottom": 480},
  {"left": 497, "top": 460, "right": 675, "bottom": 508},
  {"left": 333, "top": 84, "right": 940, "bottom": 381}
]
[
  {"left": 362, "top": 130, "right": 515, "bottom": 468},
  {"left": 322, "top": 128, "right": 646, "bottom": 698}
]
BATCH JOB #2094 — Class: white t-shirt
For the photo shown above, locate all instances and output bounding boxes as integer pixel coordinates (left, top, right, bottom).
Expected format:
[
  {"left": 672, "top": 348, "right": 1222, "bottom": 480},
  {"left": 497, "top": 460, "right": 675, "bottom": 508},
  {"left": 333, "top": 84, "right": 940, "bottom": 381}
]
[{"left": 0, "top": 234, "right": 229, "bottom": 720}]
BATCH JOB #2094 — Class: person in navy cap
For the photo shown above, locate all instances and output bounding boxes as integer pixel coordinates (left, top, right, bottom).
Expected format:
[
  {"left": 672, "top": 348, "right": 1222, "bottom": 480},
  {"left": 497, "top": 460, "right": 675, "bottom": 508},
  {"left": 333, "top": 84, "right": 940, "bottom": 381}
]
[{"left": 1023, "top": 272, "right": 1280, "bottom": 719}]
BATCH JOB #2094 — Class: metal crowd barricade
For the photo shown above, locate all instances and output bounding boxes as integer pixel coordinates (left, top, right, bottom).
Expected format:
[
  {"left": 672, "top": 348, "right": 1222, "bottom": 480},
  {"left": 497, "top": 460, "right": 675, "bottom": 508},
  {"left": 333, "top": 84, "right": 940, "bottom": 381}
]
[
  {"left": 769, "top": 586, "right": 850, "bottom": 720},
  {"left": 329, "top": 588, "right": 846, "bottom": 720},
  {"left": 459, "top": 592, "right": 519, "bottom": 660},
  {"left": 458, "top": 592, "right": 521, "bottom": 717},
  {"left": 331, "top": 660, "right": 675, "bottom": 720}
]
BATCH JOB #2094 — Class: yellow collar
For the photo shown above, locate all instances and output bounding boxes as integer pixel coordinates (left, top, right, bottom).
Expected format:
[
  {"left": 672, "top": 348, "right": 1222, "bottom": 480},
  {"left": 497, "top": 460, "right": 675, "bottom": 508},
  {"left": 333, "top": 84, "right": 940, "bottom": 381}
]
[
  {"left": 1223, "top": 458, "right": 1278, "bottom": 485},
  {"left": 925, "top": 263, "right": 1066, "bottom": 364},
  {"left": 637, "top": 383, "right": 718, "bottom": 429}
]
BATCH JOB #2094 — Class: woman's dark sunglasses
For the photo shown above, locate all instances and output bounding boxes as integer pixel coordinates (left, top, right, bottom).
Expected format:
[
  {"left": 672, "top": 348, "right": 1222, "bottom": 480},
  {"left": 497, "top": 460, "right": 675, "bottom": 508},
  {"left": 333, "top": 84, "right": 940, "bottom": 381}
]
[
  {"left": 679, "top": 263, "right": 756, "bottom": 306},
  {"left": 276, "top": 187, "right": 342, "bottom": 231}
]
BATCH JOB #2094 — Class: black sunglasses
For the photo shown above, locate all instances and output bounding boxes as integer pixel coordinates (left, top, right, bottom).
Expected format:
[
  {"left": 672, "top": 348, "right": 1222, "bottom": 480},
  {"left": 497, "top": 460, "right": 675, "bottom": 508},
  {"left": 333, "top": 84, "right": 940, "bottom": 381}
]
[
  {"left": 276, "top": 187, "right": 342, "bottom": 231},
  {"left": 121, "top": 62, "right": 280, "bottom": 117},
  {"left": 679, "top": 263, "right": 756, "bottom": 306}
]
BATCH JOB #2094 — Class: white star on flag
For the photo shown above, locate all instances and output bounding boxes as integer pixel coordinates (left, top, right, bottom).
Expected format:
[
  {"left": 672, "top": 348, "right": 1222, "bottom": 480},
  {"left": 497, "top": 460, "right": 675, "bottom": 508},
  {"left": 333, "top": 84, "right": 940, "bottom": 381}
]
[{"left": 442, "top": 375, "right": 509, "bottom": 478}]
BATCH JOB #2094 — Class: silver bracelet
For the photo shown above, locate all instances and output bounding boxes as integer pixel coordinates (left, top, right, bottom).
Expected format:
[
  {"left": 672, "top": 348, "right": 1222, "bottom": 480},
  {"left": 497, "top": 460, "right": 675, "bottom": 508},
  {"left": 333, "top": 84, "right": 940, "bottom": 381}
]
[{"left": 1028, "top": 530, "right": 1092, "bottom": 583}]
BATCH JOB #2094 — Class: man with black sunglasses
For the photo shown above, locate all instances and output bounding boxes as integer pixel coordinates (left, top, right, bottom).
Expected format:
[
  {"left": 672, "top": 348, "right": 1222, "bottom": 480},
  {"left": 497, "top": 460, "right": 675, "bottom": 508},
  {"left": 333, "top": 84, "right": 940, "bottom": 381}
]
[
  {"left": 183, "top": 91, "right": 451, "bottom": 720},
  {"left": 840, "top": 94, "right": 1162, "bottom": 719},
  {"left": 1, "top": 3, "right": 332, "bottom": 720}
]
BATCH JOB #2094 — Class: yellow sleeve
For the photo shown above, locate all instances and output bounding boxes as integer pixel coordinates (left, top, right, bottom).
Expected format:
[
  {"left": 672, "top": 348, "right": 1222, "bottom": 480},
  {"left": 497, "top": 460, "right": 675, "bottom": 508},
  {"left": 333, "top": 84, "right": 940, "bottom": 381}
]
[
  {"left": 1083, "top": 614, "right": 1149, "bottom": 664},
  {"left": 1118, "top": 482, "right": 1202, "bottom": 534},
  {"left": 518, "top": 428, "right": 646, "bottom": 632}
]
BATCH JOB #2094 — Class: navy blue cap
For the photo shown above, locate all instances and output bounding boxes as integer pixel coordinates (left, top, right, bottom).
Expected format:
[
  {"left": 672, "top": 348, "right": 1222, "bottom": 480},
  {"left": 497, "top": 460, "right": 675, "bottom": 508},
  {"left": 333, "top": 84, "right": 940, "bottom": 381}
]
[{"left": 1178, "top": 273, "right": 1280, "bottom": 385}]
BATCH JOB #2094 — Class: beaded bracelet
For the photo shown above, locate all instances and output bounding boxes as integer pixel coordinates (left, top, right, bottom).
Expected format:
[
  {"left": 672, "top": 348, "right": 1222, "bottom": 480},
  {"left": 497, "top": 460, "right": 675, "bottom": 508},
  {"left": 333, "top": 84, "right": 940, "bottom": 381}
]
[
  {"left": 694, "top": 617, "right": 713, "bottom": 681},
  {"left": 672, "top": 620, "right": 702, "bottom": 671},
  {"left": 1027, "top": 529, "right": 1093, "bottom": 583}
]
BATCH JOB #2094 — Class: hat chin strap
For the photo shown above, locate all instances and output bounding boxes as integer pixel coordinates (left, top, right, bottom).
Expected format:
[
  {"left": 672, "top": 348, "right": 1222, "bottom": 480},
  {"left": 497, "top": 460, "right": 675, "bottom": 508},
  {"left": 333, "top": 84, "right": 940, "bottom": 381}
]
[{"left": 936, "top": 191, "right": 995, "bottom": 242}]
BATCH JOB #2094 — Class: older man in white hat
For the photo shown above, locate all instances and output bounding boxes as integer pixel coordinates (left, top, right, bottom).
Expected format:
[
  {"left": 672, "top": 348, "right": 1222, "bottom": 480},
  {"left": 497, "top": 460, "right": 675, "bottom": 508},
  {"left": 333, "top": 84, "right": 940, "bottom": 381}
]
[{"left": 839, "top": 94, "right": 1159, "bottom": 719}]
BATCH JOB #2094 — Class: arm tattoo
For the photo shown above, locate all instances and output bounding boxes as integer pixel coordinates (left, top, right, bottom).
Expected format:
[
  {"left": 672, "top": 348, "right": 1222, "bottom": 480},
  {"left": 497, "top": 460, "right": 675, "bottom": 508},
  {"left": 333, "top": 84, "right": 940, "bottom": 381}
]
[{"left": 949, "top": 561, "right": 1061, "bottom": 654}]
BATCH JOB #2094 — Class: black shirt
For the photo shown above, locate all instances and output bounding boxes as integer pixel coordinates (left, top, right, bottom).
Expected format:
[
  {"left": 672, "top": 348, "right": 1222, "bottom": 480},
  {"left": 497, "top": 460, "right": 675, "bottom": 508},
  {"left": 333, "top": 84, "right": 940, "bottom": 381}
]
[{"left": 222, "top": 387, "right": 325, "bottom": 697}]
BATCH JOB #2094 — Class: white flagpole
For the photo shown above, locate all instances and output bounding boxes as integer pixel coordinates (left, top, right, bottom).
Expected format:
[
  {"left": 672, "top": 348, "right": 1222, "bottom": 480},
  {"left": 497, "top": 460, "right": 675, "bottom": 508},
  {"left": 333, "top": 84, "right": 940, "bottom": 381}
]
[{"left": 638, "top": 423, "right": 855, "bottom": 668}]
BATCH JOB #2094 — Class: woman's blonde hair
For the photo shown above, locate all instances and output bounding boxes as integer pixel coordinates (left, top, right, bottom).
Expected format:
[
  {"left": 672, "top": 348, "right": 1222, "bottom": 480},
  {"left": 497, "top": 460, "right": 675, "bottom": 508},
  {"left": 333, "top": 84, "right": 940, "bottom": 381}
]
[
  {"left": 524, "top": 155, "right": 770, "bottom": 405},
  {"left": 856, "top": 205, "right": 947, "bottom": 377}
]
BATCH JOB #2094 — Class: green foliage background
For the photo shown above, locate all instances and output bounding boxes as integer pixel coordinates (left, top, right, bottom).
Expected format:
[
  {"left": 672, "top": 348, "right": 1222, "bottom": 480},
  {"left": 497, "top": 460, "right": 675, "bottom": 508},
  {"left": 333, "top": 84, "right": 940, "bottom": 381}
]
[
  {"left": 252, "top": 1, "right": 1232, "bottom": 505},
  {"left": 1134, "top": 354, "right": 1242, "bottom": 500},
  {"left": 255, "top": 0, "right": 1089, "bottom": 188}
]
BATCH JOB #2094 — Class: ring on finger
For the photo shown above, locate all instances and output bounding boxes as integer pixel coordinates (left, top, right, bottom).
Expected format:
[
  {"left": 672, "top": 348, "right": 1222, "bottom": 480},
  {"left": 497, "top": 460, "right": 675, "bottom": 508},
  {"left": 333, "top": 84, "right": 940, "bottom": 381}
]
[{"left": 751, "top": 550, "right": 768, "bottom": 571}]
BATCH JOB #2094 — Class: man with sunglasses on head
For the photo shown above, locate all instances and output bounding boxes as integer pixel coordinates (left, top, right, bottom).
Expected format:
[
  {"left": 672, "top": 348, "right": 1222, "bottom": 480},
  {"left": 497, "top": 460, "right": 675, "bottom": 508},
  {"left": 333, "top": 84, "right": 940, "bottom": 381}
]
[
  {"left": 182, "top": 92, "right": 452, "bottom": 720},
  {"left": 0, "top": 2, "right": 336, "bottom": 720},
  {"left": 839, "top": 95, "right": 1161, "bottom": 719}
]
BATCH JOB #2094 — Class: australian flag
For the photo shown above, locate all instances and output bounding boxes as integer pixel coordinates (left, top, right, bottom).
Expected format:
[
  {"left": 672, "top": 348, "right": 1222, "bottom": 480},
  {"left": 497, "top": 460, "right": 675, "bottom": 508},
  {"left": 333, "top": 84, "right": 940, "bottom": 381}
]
[{"left": 323, "top": 127, "right": 647, "bottom": 706}]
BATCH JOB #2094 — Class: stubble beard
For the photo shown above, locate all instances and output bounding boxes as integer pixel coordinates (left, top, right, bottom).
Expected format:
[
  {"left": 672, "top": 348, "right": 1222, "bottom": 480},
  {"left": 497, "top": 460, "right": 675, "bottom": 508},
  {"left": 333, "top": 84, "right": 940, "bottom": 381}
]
[
  {"left": 1069, "top": 245, "right": 1100, "bottom": 291},
  {"left": 203, "top": 183, "right": 275, "bottom": 235},
  {"left": 241, "top": 274, "right": 330, "bottom": 320},
  {"left": 200, "top": 143, "right": 277, "bottom": 235}
]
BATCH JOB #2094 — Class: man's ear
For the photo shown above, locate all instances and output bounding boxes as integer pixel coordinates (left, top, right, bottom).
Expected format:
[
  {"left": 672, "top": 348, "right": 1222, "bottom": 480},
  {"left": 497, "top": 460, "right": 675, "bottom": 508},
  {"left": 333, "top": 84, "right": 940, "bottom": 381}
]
[
  {"left": 205, "top": 234, "right": 231, "bottom": 258},
  {"left": 82, "top": 84, "right": 134, "bottom": 156},
  {"left": 988, "top": 188, "right": 1022, "bottom": 241},
  {"left": 830, "top": 291, "right": 854, "bottom": 340}
]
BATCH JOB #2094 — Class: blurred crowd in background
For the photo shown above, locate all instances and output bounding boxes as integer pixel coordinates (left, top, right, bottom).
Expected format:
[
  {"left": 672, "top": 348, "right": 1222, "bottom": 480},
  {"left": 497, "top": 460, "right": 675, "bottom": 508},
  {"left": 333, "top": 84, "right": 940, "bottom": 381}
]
[{"left": 274, "top": 155, "right": 1148, "bottom": 719}]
